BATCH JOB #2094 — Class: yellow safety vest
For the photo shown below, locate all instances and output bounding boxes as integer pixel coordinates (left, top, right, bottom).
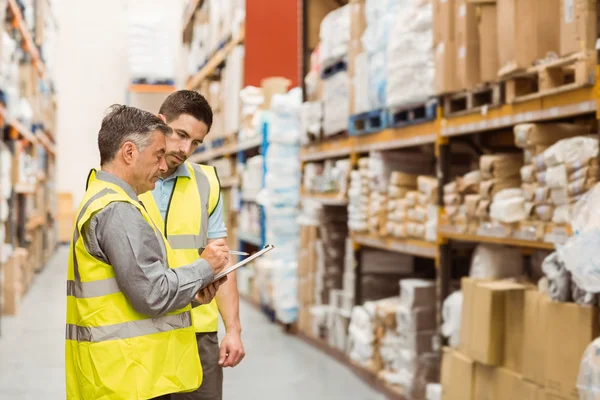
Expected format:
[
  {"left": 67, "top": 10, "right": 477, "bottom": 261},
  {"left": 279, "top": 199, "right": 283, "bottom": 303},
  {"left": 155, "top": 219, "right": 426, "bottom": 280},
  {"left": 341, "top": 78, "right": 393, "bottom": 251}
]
[
  {"left": 66, "top": 173, "right": 202, "bottom": 400},
  {"left": 139, "top": 162, "right": 221, "bottom": 333}
]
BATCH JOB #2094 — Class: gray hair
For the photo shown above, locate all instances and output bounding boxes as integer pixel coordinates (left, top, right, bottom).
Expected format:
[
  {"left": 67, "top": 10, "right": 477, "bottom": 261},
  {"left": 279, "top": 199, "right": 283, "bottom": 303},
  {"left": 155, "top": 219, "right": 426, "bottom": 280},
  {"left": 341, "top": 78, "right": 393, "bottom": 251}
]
[{"left": 98, "top": 104, "right": 172, "bottom": 166}]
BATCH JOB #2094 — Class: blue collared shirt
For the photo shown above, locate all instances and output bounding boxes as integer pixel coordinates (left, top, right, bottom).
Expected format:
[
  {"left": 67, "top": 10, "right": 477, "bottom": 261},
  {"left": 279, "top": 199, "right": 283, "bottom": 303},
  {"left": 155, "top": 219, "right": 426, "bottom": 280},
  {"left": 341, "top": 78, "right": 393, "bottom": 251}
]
[{"left": 151, "top": 163, "right": 227, "bottom": 239}]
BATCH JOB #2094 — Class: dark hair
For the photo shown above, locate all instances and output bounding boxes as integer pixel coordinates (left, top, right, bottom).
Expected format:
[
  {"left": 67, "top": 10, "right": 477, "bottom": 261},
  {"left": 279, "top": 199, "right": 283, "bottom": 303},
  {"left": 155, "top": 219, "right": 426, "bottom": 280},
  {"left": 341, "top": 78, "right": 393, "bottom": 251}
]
[
  {"left": 158, "top": 90, "right": 213, "bottom": 130},
  {"left": 98, "top": 104, "right": 171, "bottom": 166}
]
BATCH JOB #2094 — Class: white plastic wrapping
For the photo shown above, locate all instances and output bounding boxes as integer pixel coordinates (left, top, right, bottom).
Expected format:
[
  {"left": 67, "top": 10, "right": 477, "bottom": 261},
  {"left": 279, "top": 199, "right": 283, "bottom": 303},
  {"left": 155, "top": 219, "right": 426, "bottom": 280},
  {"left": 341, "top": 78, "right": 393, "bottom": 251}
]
[
  {"left": 323, "top": 72, "right": 350, "bottom": 136},
  {"left": 542, "top": 252, "right": 572, "bottom": 301},
  {"left": 300, "top": 102, "right": 323, "bottom": 145},
  {"left": 577, "top": 337, "right": 600, "bottom": 400},
  {"left": 386, "top": 0, "right": 434, "bottom": 106},
  {"left": 441, "top": 291, "right": 463, "bottom": 349},
  {"left": 543, "top": 136, "right": 599, "bottom": 168},
  {"left": 128, "top": 14, "right": 174, "bottom": 83},
  {"left": 319, "top": 5, "right": 351, "bottom": 68}
]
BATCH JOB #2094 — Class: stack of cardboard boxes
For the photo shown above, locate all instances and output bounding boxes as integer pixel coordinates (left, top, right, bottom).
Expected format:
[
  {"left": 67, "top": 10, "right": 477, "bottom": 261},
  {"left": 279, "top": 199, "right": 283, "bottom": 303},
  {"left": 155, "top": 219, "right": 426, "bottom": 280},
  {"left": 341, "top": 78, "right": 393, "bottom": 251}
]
[
  {"left": 433, "top": 0, "right": 596, "bottom": 95},
  {"left": 442, "top": 278, "right": 599, "bottom": 399},
  {"left": 57, "top": 192, "right": 75, "bottom": 244}
]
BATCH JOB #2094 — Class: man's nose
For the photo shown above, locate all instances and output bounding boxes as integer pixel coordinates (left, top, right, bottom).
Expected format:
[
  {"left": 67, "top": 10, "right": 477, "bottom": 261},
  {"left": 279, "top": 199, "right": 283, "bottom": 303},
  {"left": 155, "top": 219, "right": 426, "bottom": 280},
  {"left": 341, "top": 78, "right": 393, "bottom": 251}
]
[
  {"left": 159, "top": 156, "right": 168, "bottom": 173},
  {"left": 181, "top": 142, "right": 192, "bottom": 155}
]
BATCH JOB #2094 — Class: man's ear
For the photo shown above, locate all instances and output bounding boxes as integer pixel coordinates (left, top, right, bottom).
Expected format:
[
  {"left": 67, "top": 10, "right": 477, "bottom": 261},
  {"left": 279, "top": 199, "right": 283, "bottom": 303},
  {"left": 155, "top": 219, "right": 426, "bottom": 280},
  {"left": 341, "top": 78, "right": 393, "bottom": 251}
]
[
  {"left": 122, "top": 141, "right": 136, "bottom": 164},
  {"left": 158, "top": 114, "right": 167, "bottom": 123}
]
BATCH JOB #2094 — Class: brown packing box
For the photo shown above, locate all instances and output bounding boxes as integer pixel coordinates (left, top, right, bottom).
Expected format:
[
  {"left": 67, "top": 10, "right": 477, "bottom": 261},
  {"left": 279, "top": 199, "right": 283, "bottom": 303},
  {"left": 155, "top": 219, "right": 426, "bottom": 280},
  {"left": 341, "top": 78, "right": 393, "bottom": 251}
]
[
  {"left": 434, "top": 0, "right": 456, "bottom": 45},
  {"left": 474, "top": 363, "right": 496, "bottom": 400},
  {"left": 58, "top": 212, "right": 76, "bottom": 243},
  {"left": 497, "top": 0, "right": 560, "bottom": 74},
  {"left": 2, "top": 255, "right": 21, "bottom": 315},
  {"left": 459, "top": 277, "right": 491, "bottom": 354},
  {"left": 560, "top": 0, "right": 597, "bottom": 56},
  {"left": 455, "top": 0, "right": 480, "bottom": 89},
  {"left": 545, "top": 300, "right": 599, "bottom": 399},
  {"left": 478, "top": 3, "right": 499, "bottom": 82},
  {"left": 496, "top": 367, "right": 538, "bottom": 400},
  {"left": 469, "top": 281, "right": 526, "bottom": 366},
  {"left": 435, "top": 40, "right": 458, "bottom": 94},
  {"left": 441, "top": 348, "right": 475, "bottom": 400},
  {"left": 503, "top": 287, "right": 527, "bottom": 373}
]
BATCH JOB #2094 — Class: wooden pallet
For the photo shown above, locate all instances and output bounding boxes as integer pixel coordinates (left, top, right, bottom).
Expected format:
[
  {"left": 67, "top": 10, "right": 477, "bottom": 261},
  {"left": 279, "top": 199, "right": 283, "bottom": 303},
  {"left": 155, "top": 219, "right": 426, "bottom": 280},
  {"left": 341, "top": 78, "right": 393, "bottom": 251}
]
[
  {"left": 387, "top": 100, "right": 437, "bottom": 128},
  {"left": 348, "top": 109, "right": 388, "bottom": 136},
  {"left": 442, "top": 83, "right": 503, "bottom": 117},
  {"left": 503, "top": 52, "right": 595, "bottom": 104}
]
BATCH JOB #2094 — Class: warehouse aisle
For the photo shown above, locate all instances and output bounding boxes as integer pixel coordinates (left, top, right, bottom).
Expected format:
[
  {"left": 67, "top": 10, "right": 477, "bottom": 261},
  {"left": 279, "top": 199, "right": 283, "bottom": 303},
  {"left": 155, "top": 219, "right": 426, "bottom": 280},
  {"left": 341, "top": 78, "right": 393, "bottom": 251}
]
[{"left": 0, "top": 247, "right": 383, "bottom": 400}]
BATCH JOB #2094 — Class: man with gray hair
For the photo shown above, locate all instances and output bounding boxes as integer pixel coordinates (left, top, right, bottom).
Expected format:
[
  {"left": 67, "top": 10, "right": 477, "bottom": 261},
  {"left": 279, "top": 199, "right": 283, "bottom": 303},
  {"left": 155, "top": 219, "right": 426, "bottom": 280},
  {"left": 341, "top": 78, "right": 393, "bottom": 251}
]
[{"left": 65, "top": 104, "right": 230, "bottom": 400}]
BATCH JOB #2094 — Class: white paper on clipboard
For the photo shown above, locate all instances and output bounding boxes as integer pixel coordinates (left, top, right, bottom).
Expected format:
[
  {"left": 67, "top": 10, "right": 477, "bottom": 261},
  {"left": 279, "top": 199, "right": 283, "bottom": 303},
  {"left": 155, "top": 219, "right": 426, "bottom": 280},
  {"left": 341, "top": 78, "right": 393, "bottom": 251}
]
[{"left": 212, "top": 244, "right": 275, "bottom": 282}]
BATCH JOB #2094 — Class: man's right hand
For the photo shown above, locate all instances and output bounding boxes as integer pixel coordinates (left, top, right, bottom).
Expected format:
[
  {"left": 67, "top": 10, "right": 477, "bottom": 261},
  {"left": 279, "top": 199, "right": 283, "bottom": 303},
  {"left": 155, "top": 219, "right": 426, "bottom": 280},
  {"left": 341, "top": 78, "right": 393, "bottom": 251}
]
[{"left": 200, "top": 239, "right": 229, "bottom": 274}]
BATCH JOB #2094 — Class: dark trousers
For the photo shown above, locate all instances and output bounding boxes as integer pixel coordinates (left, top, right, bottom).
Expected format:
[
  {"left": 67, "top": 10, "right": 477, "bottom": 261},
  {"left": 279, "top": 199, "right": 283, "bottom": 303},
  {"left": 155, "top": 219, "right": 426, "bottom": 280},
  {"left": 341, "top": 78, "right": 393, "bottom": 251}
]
[{"left": 151, "top": 332, "right": 223, "bottom": 400}]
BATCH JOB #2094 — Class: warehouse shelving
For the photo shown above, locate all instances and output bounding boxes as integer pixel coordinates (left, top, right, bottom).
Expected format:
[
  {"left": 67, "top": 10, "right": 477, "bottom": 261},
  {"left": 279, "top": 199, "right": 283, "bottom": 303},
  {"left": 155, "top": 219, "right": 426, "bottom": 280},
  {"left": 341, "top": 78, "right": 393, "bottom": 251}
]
[
  {"left": 352, "top": 233, "right": 438, "bottom": 259},
  {"left": 186, "top": 28, "right": 246, "bottom": 90},
  {"left": 219, "top": 175, "right": 239, "bottom": 188},
  {"left": 8, "top": 0, "right": 45, "bottom": 77},
  {"left": 237, "top": 230, "right": 263, "bottom": 247},
  {"left": 301, "top": 191, "right": 348, "bottom": 206}
]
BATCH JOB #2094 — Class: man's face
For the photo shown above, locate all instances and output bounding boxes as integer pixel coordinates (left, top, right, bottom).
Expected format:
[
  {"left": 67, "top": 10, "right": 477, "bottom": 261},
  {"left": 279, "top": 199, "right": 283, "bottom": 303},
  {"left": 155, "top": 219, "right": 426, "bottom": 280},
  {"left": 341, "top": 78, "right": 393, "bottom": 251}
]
[
  {"left": 164, "top": 114, "right": 209, "bottom": 170},
  {"left": 133, "top": 130, "right": 168, "bottom": 193}
]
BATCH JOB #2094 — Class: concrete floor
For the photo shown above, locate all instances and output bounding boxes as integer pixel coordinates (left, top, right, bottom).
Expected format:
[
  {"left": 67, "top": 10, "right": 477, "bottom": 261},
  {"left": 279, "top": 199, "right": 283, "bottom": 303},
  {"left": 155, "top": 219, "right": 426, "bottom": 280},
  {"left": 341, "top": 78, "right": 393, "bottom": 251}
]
[{"left": 0, "top": 246, "right": 383, "bottom": 400}]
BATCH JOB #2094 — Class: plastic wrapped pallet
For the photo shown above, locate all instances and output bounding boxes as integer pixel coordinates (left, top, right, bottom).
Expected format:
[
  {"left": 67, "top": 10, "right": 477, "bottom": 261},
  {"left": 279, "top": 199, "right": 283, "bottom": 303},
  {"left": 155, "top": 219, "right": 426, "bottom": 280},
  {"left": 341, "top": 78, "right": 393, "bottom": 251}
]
[
  {"left": 300, "top": 101, "right": 323, "bottom": 144},
  {"left": 386, "top": 0, "right": 434, "bottom": 106},
  {"left": 223, "top": 46, "right": 244, "bottom": 137},
  {"left": 441, "top": 291, "right": 462, "bottom": 348},
  {"left": 323, "top": 71, "right": 350, "bottom": 136},
  {"left": 319, "top": 5, "right": 351, "bottom": 69},
  {"left": 399, "top": 279, "right": 436, "bottom": 310}
]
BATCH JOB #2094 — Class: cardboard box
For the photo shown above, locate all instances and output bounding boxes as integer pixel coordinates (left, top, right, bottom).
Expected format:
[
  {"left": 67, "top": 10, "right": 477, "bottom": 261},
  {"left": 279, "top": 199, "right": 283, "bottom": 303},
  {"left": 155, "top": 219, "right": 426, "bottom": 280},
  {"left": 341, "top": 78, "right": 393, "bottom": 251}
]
[
  {"left": 496, "top": 367, "right": 538, "bottom": 400},
  {"left": 350, "top": 0, "right": 366, "bottom": 43},
  {"left": 434, "top": 0, "right": 456, "bottom": 45},
  {"left": 58, "top": 192, "right": 74, "bottom": 215},
  {"left": 497, "top": 0, "right": 560, "bottom": 73},
  {"left": 478, "top": 3, "right": 499, "bottom": 82},
  {"left": 1, "top": 255, "right": 21, "bottom": 315},
  {"left": 469, "top": 281, "right": 525, "bottom": 366},
  {"left": 560, "top": 0, "right": 597, "bottom": 56},
  {"left": 503, "top": 286, "right": 527, "bottom": 373},
  {"left": 545, "top": 300, "right": 599, "bottom": 399},
  {"left": 441, "top": 348, "right": 475, "bottom": 400},
  {"left": 435, "top": 40, "right": 458, "bottom": 94},
  {"left": 474, "top": 363, "right": 496, "bottom": 400},
  {"left": 459, "top": 277, "right": 480, "bottom": 354},
  {"left": 455, "top": 0, "right": 480, "bottom": 89},
  {"left": 58, "top": 212, "right": 76, "bottom": 244}
]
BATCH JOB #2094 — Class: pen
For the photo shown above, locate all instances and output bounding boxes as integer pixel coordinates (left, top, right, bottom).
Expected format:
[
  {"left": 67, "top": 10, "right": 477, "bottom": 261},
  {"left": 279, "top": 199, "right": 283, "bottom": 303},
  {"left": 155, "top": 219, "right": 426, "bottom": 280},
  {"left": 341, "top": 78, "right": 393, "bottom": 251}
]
[{"left": 199, "top": 247, "right": 249, "bottom": 256}]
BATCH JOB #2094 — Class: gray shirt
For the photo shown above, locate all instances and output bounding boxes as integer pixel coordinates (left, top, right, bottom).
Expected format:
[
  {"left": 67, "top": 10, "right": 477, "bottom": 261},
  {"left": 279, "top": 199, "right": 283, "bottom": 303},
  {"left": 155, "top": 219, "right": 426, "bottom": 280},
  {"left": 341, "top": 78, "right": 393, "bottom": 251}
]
[{"left": 81, "top": 171, "right": 215, "bottom": 318}]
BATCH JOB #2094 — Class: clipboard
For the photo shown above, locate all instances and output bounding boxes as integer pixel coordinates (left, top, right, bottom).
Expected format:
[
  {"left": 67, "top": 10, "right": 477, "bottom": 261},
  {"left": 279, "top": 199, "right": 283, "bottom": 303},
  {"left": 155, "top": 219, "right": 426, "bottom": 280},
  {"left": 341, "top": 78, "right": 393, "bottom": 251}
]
[{"left": 212, "top": 244, "right": 275, "bottom": 282}]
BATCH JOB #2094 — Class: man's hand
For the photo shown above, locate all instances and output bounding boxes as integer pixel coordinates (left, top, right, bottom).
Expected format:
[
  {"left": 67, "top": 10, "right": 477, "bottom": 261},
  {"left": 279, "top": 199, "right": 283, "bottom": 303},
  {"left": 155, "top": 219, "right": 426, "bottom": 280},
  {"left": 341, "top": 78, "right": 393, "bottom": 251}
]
[
  {"left": 219, "top": 331, "right": 245, "bottom": 368},
  {"left": 200, "top": 239, "right": 230, "bottom": 274},
  {"left": 195, "top": 277, "right": 228, "bottom": 305}
]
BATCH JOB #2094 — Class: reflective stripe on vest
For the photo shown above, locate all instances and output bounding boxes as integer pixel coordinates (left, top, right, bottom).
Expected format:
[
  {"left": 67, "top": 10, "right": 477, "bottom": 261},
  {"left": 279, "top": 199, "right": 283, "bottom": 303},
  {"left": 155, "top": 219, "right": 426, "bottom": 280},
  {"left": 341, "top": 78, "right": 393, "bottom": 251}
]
[
  {"left": 139, "top": 162, "right": 221, "bottom": 332},
  {"left": 66, "top": 172, "right": 202, "bottom": 400}
]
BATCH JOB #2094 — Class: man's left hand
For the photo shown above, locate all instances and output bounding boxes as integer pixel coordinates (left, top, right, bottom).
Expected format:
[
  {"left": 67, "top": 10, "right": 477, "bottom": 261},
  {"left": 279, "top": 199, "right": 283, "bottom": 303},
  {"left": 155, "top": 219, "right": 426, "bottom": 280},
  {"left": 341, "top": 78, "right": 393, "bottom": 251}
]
[{"left": 219, "top": 331, "right": 245, "bottom": 368}]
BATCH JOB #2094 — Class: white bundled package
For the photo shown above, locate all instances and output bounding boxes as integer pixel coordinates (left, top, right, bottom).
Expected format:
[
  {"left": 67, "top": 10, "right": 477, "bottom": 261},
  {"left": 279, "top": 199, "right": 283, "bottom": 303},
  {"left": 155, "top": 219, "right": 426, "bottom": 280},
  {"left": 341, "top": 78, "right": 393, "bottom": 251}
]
[
  {"left": 441, "top": 291, "right": 462, "bottom": 348},
  {"left": 543, "top": 136, "right": 599, "bottom": 168},
  {"left": 323, "top": 71, "right": 350, "bottom": 136},
  {"left": 128, "top": 14, "right": 174, "bottom": 83},
  {"left": 490, "top": 189, "right": 527, "bottom": 223},
  {"left": 319, "top": 5, "right": 351, "bottom": 68},
  {"left": 300, "top": 101, "right": 323, "bottom": 144},
  {"left": 223, "top": 46, "right": 244, "bottom": 136},
  {"left": 469, "top": 244, "right": 524, "bottom": 279},
  {"left": 386, "top": 0, "right": 434, "bottom": 107},
  {"left": 353, "top": 52, "right": 371, "bottom": 114}
]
